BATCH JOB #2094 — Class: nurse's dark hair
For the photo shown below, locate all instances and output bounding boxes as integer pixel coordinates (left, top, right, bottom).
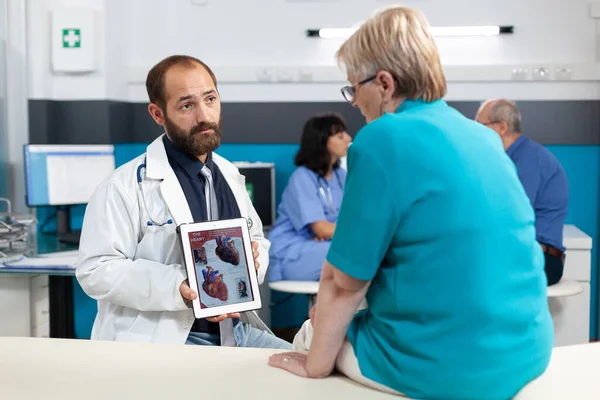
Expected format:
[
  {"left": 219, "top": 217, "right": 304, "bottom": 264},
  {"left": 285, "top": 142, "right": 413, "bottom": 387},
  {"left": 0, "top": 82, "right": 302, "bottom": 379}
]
[
  {"left": 294, "top": 113, "right": 347, "bottom": 177},
  {"left": 146, "top": 55, "right": 217, "bottom": 110}
]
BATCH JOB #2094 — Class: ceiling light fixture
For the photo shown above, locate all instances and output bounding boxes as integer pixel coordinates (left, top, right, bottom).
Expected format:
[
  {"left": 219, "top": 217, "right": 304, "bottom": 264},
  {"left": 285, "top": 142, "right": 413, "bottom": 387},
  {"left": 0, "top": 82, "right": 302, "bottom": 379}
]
[{"left": 307, "top": 25, "right": 514, "bottom": 39}]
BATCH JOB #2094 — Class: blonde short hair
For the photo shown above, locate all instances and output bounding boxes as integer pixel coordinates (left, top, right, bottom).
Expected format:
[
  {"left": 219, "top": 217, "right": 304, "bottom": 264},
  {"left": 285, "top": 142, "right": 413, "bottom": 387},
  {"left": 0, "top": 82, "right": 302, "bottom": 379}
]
[{"left": 336, "top": 6, "right": 446, "bottom": 102}]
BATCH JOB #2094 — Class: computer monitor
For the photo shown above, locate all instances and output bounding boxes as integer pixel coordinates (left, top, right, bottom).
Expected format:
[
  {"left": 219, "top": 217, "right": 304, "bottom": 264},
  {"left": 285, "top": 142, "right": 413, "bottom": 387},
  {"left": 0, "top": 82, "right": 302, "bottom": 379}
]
[
  {"left": 23, "top": 144, "right": 116, "bottom": 243},
  {"left": 233, "top": 162, "right": 275, "bottom": 229}
]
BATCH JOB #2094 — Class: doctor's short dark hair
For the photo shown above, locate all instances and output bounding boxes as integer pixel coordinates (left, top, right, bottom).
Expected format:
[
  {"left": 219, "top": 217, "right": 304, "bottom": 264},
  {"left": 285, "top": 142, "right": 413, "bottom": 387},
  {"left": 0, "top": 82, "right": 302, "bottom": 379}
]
[
  {"left": 146, "top": 55, "right": 218, "bottom": 110},
  {"left": 294, "top": 113, "right": 347, "bottom": 177}
]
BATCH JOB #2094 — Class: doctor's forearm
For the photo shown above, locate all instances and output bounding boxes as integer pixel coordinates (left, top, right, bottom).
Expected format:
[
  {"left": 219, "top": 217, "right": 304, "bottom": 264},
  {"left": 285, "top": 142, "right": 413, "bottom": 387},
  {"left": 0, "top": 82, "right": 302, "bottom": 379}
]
[
  {"left": 305, "top": 262, "right": 368, "bottom": 378},
  {"left": 77, "top": 257, "right": 189, "bottom": 312}
]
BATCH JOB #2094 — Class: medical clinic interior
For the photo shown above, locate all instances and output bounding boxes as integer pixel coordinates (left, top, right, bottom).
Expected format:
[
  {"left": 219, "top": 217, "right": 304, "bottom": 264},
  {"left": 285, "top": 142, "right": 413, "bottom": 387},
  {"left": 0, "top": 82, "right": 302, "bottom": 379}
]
[{"left": 1, "top": 0, "right": 599, "bottom": 399}]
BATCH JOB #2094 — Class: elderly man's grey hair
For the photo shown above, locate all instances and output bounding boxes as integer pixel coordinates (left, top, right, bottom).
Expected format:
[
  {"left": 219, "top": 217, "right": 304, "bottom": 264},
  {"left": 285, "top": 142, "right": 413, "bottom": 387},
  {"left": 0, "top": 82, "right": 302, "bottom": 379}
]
[{"left": 484, "top": 99, "right": 522, "bottom": 133}]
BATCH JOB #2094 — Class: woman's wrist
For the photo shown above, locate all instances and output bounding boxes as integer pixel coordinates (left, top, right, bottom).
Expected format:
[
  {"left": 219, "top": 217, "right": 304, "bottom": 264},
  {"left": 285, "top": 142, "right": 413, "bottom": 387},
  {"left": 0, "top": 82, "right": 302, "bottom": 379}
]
[{"left": 306, "top": 353, "right": 335, "bottom": 379}]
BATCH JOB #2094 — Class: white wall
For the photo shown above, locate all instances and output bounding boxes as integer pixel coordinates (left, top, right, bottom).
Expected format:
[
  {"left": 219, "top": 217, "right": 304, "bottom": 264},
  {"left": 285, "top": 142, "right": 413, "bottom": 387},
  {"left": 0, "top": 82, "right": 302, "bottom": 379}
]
[
  {"left": 0, "top": 0, "right": 32, "bottom": 338},
  {"left": 0, "top": 0, "right": 8, "bottom": 201},
  {"left": 128, "top": 0, "right": 596, "bottom": 66},
  {"left": 104, "top": 0, "right": 131, "bottom": 100},
  {"left": 27, "top": 0, "right": 600, "bottom": 102},
  {"left": 4, "top": 0, "right": 28, "bottom": 213}
]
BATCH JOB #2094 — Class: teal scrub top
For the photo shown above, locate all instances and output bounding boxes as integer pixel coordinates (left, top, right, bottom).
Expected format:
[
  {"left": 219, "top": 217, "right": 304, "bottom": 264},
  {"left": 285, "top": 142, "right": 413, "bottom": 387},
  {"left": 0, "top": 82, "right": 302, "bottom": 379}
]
[{"left": 326, "top": 99, "right": 553, "bottom": 400}]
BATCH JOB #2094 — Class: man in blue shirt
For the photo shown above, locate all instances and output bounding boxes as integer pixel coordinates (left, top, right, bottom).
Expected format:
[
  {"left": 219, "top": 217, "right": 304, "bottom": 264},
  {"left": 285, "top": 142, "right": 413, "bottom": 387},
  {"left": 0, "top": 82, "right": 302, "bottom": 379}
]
[{"left": 476, "top": 99, "right": 569, "bottom": 285}]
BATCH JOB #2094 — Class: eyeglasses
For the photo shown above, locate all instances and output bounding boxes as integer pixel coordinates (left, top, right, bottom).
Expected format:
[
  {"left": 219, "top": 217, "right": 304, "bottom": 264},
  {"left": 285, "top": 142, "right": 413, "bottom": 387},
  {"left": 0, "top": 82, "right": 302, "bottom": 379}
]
[{"left": 340, "top": 75, "right": 377, "bottom": 103}]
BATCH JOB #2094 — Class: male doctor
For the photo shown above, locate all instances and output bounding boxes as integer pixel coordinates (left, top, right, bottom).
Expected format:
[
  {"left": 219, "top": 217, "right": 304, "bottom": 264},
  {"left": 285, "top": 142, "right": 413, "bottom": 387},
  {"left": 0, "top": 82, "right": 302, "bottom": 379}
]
[{"left": 76, "top": 55, "right": 291, "bottom": 349}]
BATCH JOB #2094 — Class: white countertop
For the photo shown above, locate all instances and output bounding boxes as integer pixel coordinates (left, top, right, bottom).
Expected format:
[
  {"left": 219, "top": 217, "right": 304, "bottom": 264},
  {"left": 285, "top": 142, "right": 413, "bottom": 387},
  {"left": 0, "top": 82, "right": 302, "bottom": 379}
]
[
  {"left": 515, "top": 342, "right": 600, "bottom": 399},
  {"left": 0, "top": 337, "right": 598, "bottom": 399},
  {"left": 564, "top": 224, "right": 592, "bottom": 250},
  {"left": 0, "top": 337, "right": 395, "bottom": 400}
]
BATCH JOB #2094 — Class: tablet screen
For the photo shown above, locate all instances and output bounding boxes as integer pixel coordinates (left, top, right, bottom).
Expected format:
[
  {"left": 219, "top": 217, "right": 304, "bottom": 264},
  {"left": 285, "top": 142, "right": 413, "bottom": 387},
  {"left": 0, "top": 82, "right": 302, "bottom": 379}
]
[{"left": 187, "top": 227, "right": 255, "bottom": 309}]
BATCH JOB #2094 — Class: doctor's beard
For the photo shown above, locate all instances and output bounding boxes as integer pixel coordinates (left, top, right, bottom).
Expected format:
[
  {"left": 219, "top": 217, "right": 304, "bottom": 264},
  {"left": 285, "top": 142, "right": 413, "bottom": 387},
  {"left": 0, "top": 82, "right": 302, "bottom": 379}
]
[{"left": 164, "top": 116, "right": 223, "bottom": 157}]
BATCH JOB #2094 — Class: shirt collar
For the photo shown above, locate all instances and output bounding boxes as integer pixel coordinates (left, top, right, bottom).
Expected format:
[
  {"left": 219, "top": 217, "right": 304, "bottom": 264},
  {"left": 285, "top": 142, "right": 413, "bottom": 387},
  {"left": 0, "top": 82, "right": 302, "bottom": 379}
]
[
  {"left": 394, "top": 98, "right": 445, "bottom": 113},
  {"left": 506, "top": 135, "right": 527, "bottom": 158},
  {"left": 162, "top": 135, "right": 213, "bottom": 178}
]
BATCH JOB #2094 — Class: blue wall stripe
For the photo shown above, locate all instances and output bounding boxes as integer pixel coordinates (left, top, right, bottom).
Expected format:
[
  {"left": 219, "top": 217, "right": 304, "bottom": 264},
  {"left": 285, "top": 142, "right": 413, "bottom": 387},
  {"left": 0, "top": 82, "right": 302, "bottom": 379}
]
[{"left": 546, "top": 145, "right": 599, "bottom": 337}]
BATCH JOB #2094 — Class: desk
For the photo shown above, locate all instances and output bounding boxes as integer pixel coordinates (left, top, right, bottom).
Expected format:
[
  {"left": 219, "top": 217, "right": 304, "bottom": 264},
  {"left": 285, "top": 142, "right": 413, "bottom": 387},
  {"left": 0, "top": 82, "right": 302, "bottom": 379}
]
[
  {"left": 0, "top": 235, "right": 76, "bottom": 339},
  {"left": 0, "top": 337, "right": 598, "bottom": 399}
]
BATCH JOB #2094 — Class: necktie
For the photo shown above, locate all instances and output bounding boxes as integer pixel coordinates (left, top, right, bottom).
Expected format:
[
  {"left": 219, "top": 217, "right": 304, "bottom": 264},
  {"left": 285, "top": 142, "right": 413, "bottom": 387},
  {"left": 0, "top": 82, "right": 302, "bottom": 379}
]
[
  {"left": 200, "top": 165, "right": 238, "bottom": 344},
  {"left": 199, "top": 166, "right": 219, "bottom": 221}
]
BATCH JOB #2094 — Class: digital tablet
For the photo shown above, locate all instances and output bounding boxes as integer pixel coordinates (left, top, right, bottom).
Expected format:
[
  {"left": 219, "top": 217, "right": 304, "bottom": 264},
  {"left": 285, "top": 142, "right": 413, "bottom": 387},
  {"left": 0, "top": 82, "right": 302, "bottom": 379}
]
[{"left": 178, "top": 218, "right": 262, "bottom": 319}]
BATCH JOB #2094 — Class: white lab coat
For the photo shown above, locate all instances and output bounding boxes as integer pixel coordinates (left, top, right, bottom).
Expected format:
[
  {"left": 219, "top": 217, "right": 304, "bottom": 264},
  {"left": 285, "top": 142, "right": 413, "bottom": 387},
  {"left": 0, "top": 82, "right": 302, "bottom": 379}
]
[{"left": 76, "top": 135, "right": 271, "bottom": 344}]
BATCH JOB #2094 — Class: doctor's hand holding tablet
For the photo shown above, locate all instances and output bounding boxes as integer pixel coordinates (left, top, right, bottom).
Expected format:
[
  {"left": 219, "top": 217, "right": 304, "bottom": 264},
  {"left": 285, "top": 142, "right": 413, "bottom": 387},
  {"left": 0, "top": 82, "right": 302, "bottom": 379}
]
[{"left": 179, "top": 239, "right": 261, "bottom": 322}]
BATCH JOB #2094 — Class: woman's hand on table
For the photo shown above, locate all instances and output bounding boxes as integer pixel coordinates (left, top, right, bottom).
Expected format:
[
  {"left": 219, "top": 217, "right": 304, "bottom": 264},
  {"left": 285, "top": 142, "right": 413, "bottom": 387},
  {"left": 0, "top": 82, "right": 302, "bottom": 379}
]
[{"left": 268, "top": 352, "right": 332, "bottom": 379}]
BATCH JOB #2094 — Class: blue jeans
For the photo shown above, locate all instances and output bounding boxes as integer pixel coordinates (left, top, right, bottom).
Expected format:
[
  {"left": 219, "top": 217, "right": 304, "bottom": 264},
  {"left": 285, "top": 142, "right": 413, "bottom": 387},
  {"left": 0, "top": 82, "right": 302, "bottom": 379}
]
[{"left": 186, "top": 322, "right": 292, "bottom": 349}]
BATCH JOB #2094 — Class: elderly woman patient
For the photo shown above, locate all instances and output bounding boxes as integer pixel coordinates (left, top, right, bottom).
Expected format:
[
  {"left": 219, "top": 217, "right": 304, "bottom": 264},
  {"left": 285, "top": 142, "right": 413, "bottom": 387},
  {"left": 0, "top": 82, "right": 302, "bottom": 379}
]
[{"left": 268, "top": 6, "right": 553, "bottom": 400}]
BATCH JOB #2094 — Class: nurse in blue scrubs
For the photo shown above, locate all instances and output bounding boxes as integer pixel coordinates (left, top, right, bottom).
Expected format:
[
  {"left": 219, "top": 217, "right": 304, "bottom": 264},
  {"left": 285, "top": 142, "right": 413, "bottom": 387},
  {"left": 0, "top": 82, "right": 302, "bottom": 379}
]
[{"left": 268, "top": 113, "right": 352, "bottom": 282}]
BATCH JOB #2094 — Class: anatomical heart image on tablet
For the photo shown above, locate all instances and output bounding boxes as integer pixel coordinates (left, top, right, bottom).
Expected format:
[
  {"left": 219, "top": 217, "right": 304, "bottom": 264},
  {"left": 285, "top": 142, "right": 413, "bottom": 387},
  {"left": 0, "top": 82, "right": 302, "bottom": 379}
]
[
  {"left": 215, "top": 233, "right": 240, "bottom": 265},
  {"left": 201, "top": 266, "right": 228, "bottom": 301},
  {"left": 188, "top": 225, "right": 254, "bottom": 309}
]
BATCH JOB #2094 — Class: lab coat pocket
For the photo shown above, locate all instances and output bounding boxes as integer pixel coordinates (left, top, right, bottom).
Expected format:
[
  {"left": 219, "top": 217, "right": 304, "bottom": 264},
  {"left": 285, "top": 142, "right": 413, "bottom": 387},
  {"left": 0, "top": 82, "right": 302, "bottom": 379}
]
[{"left": 138, "top": 222, "right": 178, "bottom": 264}]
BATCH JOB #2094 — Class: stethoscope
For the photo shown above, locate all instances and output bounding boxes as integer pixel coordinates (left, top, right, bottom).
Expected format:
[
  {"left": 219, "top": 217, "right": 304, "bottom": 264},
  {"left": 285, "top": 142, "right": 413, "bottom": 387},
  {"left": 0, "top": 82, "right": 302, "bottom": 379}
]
[
  {"left": 136, "top": 158, "right": 253, "bottom": 229},
  {"left": 318, "top": 169, "right": 340, "bottom": 214},
  {"left": 137, "top": 160, "right": 173, "bottom": 226}
]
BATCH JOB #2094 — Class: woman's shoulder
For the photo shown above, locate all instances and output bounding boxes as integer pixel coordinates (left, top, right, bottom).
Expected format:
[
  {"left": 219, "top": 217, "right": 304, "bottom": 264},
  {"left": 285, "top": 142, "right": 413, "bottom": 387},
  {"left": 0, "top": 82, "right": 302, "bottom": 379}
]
[
  {"left": 288, "top": 166, "right": 319, "bottom": 185},
  {"left": 354, "top": 114, "right": 408, "bottom": 146},
  {"left": 350, "top": 118, "right": 402, "bottom": 160},
  {"left": 292, "top": 165, "right": 317, "bottom": 177}
]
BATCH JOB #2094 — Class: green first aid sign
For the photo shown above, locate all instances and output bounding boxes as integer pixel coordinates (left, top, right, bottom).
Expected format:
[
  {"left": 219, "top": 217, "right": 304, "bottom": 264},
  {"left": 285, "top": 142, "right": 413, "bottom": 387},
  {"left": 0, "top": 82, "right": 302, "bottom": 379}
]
[
  {"left": 62, "top": 29, "right": 81, "bottom": 48},
  {"left": 246, "top": 182, "right": 254, "bottom": 203}
]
